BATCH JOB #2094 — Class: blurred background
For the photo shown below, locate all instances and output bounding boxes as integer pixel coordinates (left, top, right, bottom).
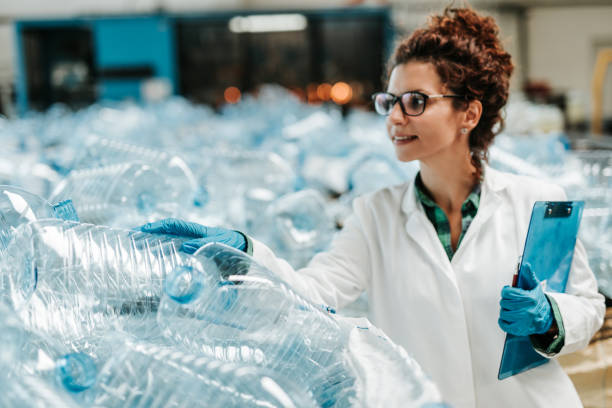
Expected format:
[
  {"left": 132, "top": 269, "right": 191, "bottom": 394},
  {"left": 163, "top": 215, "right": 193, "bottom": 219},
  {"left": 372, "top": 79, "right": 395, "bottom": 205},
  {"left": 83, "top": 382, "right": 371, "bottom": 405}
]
[
  {"left": 1, "top": 0, "right": 612, "bottom": 406},
  {"left": 0, "top": 0, "right": 610, "bottom": 135}
]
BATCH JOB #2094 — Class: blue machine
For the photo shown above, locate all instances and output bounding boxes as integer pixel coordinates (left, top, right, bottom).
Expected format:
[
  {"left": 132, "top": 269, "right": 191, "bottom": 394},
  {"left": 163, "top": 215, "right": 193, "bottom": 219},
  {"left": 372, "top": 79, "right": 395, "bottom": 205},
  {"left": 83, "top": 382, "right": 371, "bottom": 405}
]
[
  {"left": 15, "top": 15, "right": 177, "bottom": 114},
  {"left": 94, "top": 16, "right": 176, "bottom": 101},
  {"left": 14, "top": 9, "right": 392, "bottom": 115}
]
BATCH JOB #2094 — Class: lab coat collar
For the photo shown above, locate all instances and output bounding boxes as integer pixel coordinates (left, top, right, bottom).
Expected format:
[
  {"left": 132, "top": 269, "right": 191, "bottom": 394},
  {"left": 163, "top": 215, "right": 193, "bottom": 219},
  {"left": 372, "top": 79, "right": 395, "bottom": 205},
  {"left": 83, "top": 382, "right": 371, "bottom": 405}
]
[{"left": 400, "top": 164, "right": 510, "bottom": 216}]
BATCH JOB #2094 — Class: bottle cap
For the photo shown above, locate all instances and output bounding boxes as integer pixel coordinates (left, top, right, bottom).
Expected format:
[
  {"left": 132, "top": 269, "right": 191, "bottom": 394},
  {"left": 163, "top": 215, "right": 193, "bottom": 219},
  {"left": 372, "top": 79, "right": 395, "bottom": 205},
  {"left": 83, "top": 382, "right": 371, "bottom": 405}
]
[
  {"left": 56, "top": 353, "right": 96, "bottom": 393},
  {"left": 165, "top": 265, "right": 204, "bottom": 304}
]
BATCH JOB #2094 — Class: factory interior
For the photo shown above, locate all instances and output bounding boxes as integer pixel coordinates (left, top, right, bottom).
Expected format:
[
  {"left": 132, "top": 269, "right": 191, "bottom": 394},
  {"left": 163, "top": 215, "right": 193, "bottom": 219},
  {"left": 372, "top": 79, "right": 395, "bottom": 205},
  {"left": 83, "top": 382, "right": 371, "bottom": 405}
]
[{"left": 0, "top": 0, "right": 611, "bottom": 406}]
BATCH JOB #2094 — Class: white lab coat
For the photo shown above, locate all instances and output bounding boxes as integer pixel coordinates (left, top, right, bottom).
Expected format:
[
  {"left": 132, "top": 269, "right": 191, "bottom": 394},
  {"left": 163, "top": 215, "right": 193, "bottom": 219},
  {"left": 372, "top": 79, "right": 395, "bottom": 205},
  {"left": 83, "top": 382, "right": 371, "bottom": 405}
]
[{"left": 250, "top": 166, "right": 605, "bottom": 408}]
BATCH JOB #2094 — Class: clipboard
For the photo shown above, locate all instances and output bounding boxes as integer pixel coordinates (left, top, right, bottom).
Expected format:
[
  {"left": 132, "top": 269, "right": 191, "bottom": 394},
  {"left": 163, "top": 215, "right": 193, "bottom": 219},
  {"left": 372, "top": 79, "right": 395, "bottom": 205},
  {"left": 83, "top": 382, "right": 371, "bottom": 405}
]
[{"left": 498, "top": 200, "right": 584, "bottom": 380}]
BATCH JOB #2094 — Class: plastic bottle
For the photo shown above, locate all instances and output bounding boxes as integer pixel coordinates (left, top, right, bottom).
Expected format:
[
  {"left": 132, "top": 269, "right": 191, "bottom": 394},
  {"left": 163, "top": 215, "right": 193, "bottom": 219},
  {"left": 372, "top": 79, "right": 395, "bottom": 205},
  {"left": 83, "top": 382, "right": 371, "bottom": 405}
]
[
  {"left": 1, "top": 219, "right": 192, "bottom": 355},
  {"left": 0, "top": 303, "right": 95, "bottom": 406},
  {"left": 88, "top": 339, "right": 317, "bottom": 408},
  {"left": 74, "top": 136, "right": 198, "bottom": 194},
  {"left": 572, "top": 150, "right": 612, "bottom": 188},
  {"left": 49, "top": 161, "right": 185, "bottom": 227},
  {"left": 17, "top": 331, "right": 97, "bottom": 396},
  {"left": 204, "top": 149, "right": 295, "bottom": 197},
  {"left": 345, "top": 150, "right": 408, "bottom": 196},
  {"left": 0, "top": 185, "right": 78, "bottom": 252},
  {"left": 0, "top": 302, "right": 26, "bottom": 371},
  {"left": 192, "top": 148, "right": 296, "bottom": 228},
  {"left": 282, "top": 110, "right": 350, "bottom": 157},
  {"left": 251, "top": 189, "right": 335, "bottom": 268},
  {"left": 0, "top": 151, "right": 61, "bottom": 198},
  {"left": 343, "top": 320, "right": 446, "bottom": 407},
  {"left": 0, "top": 373, "right": 82, "bottom": 408},
  {"left": 158, "top": 243, "right": 356, "bottom": 407}
]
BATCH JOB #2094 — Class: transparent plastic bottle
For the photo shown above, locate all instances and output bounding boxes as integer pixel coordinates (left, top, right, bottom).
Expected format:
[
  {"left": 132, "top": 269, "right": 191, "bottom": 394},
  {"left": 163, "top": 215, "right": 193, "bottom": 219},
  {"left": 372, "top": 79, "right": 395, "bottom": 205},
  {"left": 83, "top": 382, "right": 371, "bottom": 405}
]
[
  {"left": 589, "top": 243, "right": 612, "bottom": 298},
  {"left": 0, "top": 150, "right": 61, "bottom": 198},
  {"left": 0, "top": 373, "right": 82, "bottom": 408},
  {"left": 281, "top": 110, "right": 350, "bottom": 157},
  {"left": 345, "top": 150, "right": 408, "bottom": 196},
  {"left": 74, "top": 136, "right": 198, "bottom": 193},
  {"left": 0, "top": 185, "right": 78, "bottom": 252},
  {"left": 191, "top": 148, "right": 297, "bottom": 228},
  {"left": 0, "top": 301, "right": 26, "bottom": 370},
  {"left": 571, "top": 150, "right": 612, "bottom": 188},
  {"left": 252, "top": 189, "right": 334, "bottom": 268},
  {"left": 344, "top": 321, "right": 445, "bottom": 407},
  {"left": 88, "top": 339, "right": 317, "bottom": 408},
  {"left": 17, "top": 331, "right": 97, "bottom": 396},
  {"left": 566, "top": 151, "right": 612, "bottom": 296},
  {"left": 205, "top": 149, "right": 295, "bottom": 197},
  {"left": 49, "top": 161, "right": 183, "bottom": 227},
  {"left": 1, "top": 219, "right": 193, "bottom": 354},
  {"left": 158, "top": 243, "right": 356, "bottom": 407},
  {"left": 0, "top": 303, "right": 96, "bottom": 406}
]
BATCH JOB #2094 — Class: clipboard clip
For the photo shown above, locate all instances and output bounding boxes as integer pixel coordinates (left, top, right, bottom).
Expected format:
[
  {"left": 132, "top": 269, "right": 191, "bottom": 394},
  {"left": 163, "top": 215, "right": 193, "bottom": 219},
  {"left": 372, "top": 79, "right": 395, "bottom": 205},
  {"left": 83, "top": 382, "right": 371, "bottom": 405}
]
[{"left": 544, "top": 202, "right": 573, "bottom": 218}]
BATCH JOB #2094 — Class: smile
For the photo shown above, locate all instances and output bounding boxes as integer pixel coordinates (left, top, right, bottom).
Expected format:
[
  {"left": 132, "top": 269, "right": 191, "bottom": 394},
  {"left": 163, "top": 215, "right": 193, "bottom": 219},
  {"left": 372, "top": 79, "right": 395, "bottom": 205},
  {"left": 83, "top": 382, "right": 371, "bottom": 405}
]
[{"left": 392, "top": 135, "right": 418, "bottom": 143}]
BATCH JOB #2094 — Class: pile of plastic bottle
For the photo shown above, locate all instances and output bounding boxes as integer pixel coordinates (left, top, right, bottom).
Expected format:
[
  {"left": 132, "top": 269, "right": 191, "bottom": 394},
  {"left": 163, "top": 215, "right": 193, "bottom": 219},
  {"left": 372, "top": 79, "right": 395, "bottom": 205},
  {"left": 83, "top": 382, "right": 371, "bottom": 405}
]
[
  {"left": 0, "top": 86, "right": 419, "bottom": 268},
  {"left": 0, "top": 87, "right": 445, "bottom": 407},
  {"left": 0, "top": 85, "right": 610, "bottom": 406},
  {"left": 0, "top": 185, "right": 443, "bottom": 407}
]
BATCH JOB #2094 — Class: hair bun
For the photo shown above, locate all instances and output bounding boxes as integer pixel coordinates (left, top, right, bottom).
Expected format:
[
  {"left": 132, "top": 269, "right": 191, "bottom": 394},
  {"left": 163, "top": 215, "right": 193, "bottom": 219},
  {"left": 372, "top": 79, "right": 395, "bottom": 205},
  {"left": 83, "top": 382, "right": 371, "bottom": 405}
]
[{"left": 433, "top": 8, "right": 500, "bottom": 48}]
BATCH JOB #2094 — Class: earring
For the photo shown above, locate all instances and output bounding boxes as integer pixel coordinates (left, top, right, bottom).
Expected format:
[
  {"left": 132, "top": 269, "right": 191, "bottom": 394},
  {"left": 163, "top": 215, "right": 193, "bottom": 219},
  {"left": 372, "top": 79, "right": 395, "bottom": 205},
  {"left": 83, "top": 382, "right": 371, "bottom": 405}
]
[{"left": 461, "top": 128, "right": 468, "bottom": 135}]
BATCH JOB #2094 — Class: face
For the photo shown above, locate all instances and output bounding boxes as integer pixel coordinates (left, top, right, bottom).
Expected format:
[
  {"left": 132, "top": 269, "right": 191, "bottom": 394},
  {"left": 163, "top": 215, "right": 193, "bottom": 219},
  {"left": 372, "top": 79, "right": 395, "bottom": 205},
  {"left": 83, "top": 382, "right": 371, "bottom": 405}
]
[{"left": 385, "top": 61, "right": 466, "bottom": 163}]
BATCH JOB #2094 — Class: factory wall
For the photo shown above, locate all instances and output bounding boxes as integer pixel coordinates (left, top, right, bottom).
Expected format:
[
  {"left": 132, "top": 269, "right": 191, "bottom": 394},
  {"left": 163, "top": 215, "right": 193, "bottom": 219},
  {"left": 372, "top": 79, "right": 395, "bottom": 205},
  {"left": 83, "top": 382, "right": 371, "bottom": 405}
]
[{"left": 527, "top": 5, "right": 612, "bottom": 120}]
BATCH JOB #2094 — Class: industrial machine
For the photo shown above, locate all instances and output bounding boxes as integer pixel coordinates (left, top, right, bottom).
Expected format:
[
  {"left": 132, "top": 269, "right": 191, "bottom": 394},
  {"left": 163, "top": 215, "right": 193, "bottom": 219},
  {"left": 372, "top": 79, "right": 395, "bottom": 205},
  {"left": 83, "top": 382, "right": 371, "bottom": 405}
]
[{"left": 14, "top": 8, "right": 392, "bottom": 114}]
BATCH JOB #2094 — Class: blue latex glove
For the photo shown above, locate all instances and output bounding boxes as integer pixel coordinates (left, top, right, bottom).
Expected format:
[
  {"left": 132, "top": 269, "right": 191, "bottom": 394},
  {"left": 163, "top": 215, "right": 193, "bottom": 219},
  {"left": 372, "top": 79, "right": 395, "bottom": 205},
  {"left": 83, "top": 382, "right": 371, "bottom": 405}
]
[
  {"left": 140, "top": 218, "right": 246, "bottom": 254},
  {"left": 498, "top": 263, "right": 554, "bottom": 336}
]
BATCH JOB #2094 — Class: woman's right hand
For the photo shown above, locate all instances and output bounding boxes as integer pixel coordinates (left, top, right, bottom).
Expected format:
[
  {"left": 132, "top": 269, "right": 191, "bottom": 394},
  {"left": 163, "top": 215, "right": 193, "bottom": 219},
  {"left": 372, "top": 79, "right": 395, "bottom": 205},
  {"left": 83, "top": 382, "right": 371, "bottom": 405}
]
[{"left": 139, "top": 218, "right": 246, "bottom": 254}]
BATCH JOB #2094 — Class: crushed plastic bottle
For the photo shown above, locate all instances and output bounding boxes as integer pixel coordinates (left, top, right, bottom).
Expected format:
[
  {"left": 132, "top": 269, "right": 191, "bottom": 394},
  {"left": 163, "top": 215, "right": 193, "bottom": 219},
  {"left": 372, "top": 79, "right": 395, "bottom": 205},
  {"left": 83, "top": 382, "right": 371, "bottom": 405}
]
[
  {"left": 159, "top": 243, "right": 446, "bottom": 407},
  {"left": 17, "top": 330, "right": 97, "bottom": 396},
  {"left": 0, "top": 373, "right": 82, "bottom": 407},
  {"left": 346, "top": 149, "right": 410, "bottom": 196},
  {"left": 0, "top": 303, "right": 96, "bottom": 405},
  {"left": 0, "top": 219, "right": 193, "bottom": 356},
  {"left": 342, "top": 318, "right": 445, "bottom": 407},
  {"left": 88, "top": 339, "right": 317, "bottom": 407},
  {"left": 73, "top": 136, "right": 198, "bottom": 197},
  {"left": 571, "top": 150, "right": 612, "bottom": 188},
  {"left": 158, "top": 243, "right": 356, "bottom": 407},
  {"left": 49, "top": 162, "right": 183, "bottom": 227},
  {"left": 261, "top": 189, "right": 335, "bottom": 268},
  {"left": 0, "top": 185, "right": 78, "bottom": 252},
  {"left": 0, "top": 151, "right": 61, "bottom": 198},
  {"left": 0, "top": 302, "right": 26, "bottom": 371},
  {"left": 190, "top": 148, "right": 297, "bottom": 228}
]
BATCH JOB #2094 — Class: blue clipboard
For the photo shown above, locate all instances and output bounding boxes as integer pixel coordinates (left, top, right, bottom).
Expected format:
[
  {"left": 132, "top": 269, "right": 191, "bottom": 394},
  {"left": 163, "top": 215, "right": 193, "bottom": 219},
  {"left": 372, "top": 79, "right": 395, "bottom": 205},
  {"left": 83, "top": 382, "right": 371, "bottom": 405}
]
[{"left": 498, "top": 200, "right": 584, "bottom": 380}]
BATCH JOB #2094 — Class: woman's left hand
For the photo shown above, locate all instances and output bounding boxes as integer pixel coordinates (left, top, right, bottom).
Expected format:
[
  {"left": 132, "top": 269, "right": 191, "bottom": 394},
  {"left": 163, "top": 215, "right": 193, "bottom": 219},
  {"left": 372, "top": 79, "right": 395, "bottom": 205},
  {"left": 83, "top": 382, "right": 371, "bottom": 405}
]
[{"left": 498, "top": 263, "right": 554, "bottom": 336}]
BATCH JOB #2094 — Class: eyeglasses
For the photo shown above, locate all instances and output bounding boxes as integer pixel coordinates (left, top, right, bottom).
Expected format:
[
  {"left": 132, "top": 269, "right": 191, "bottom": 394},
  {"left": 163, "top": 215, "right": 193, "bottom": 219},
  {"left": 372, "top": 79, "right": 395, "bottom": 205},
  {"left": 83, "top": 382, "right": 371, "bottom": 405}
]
[{"left": 372, "top": 91, "right": 465, "bottom": 116}]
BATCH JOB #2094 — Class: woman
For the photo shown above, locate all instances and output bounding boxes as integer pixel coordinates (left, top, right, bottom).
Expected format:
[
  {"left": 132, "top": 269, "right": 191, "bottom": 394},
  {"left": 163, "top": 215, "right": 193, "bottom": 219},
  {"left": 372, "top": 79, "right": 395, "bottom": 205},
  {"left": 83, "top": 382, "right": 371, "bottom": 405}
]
[{"left": 142, "top": 7, "right": 604, "bottom": 407}]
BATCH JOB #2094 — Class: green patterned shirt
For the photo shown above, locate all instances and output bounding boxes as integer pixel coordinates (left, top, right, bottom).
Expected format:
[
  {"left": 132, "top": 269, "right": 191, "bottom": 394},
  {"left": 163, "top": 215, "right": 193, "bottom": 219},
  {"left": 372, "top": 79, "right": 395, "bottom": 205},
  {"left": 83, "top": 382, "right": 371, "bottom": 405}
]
[{"left": 414, "top": 172, "right": 480, "bottom": 260}]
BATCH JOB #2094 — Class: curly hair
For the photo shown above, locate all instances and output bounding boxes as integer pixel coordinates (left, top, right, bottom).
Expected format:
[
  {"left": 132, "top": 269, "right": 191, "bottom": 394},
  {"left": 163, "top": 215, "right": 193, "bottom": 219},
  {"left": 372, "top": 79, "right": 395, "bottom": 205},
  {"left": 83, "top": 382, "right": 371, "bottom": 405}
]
[{"left": 386, "top": 6, "right": 514, "bottom": 179}]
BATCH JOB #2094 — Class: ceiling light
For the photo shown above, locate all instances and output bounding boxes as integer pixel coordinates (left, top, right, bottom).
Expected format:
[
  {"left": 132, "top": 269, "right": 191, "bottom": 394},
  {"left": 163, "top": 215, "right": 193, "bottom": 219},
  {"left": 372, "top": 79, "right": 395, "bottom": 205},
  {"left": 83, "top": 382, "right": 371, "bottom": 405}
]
[{"left": 229, "top": 14, "right": 308, "bottom": 34}]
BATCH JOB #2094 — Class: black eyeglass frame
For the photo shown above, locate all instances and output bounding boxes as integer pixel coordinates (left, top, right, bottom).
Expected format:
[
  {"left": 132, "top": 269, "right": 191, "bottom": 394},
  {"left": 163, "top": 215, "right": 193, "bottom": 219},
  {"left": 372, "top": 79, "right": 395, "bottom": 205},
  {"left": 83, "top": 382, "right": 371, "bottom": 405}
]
[{"left": 371, "top": 91, "right": 466, "bottom": 116}]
